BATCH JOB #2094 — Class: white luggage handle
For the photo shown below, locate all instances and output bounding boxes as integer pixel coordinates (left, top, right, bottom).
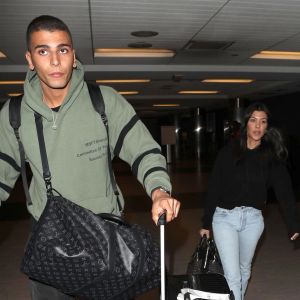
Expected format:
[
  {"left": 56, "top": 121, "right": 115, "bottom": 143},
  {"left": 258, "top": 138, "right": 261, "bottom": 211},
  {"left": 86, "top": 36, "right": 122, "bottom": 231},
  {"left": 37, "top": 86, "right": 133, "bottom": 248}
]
[{"left": 158, "top": 211, "right": 167, "bottom": 300}]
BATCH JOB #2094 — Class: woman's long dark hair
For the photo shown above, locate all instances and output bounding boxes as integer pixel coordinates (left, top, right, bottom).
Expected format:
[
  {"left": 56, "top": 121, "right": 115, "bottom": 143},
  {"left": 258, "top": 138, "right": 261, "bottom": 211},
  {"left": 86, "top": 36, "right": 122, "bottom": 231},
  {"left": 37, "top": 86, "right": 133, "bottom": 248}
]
[{"left": 237, "top": 102, "right": 288, "bottom": 161}]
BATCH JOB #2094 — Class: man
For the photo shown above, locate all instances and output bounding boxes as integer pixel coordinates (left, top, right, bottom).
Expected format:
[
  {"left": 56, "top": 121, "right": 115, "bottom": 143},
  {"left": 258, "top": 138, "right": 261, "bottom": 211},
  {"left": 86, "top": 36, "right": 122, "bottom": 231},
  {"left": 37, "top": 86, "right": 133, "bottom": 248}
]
[{"left": 0, "top": 15, "right": 180, "bottom": 299}]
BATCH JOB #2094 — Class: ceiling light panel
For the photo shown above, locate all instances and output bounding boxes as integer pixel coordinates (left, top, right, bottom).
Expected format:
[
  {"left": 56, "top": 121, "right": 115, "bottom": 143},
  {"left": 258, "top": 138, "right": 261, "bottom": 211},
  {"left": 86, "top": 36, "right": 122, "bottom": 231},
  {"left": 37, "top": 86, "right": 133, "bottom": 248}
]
[
  {"left": 118, "top": 91, "right": 139, "bottom": 95},
  {"left": 0, "top": 81, "right": 24, "bottom": 84},
  {"left": 178, "top": 91, "right": 219, "bottom": 94},
  {"left": 94, "top": 48, "right": 175, "bottom": 58},
  {"left": 202, "top": 79, "right": 254, "bottom": 83},
  {"left": 251, "top": 51, "right": 300, "bottom": 60},
  {"left": 0, "top": 51, "right": 6, "bottom": 58},
  {"left": 153, "top": 104, "right": 180, "bottom": 107},
  {"left": 96, "top": 79, "right": 150, "bottom": 83}
]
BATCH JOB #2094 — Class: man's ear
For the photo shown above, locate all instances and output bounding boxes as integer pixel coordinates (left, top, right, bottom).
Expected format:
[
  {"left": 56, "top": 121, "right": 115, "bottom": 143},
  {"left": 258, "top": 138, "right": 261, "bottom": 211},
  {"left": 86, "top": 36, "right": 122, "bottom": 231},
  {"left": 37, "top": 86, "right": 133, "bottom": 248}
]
[
  {"left": 73, "top": 50, "right": 77, "bottom": 68},
  {"left": 25, "top": 51, "right": 34, "bottom": 71}
]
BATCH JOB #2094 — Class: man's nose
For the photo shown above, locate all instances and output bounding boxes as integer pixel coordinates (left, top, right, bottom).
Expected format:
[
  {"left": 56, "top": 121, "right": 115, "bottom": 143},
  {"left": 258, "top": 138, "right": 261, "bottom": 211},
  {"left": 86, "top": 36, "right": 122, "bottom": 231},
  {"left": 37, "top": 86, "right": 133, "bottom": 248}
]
[{"left": 50, "top": 53, "right": 60, "bottom": 66}]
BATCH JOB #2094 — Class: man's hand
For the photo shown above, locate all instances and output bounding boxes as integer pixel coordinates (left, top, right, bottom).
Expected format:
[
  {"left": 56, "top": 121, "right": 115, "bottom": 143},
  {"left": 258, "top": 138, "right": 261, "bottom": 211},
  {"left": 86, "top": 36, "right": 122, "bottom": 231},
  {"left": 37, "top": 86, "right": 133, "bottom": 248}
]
[{"left": 151, "top": 188, "right": 180, "bottom": 225}]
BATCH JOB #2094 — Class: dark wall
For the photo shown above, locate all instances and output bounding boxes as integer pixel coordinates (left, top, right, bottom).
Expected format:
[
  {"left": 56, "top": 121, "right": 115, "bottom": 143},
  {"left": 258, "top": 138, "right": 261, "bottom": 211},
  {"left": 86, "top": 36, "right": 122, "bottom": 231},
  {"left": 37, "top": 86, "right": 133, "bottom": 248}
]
[
  {"left": 263, "top": 94, "right": 300, "bottom": 139},
  {"left": 262, "top": 93, "right": 300, "bottom": 191}
]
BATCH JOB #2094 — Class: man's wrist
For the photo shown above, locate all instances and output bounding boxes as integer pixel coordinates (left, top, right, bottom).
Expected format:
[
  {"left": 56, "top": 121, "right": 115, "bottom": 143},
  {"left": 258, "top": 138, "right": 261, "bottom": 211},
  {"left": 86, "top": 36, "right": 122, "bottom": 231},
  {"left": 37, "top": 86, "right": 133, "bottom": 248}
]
[{"left": 151, "top": 186, "right": 171, "bottom": 199}]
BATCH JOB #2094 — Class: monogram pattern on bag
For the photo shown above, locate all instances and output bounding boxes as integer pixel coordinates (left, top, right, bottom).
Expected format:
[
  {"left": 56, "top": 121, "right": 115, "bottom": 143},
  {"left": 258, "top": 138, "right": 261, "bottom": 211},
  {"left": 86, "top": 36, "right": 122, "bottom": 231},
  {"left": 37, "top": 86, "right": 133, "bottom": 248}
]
[{"left": 21, "top": 196, "right": 160, "bottom": 299}]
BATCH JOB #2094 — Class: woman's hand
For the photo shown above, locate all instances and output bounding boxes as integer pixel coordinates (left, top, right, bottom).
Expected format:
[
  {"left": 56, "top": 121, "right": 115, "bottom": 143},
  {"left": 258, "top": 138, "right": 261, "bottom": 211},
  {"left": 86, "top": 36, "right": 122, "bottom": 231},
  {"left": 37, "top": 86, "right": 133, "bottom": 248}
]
[
  {"left": 199, "top": 228, "right": 210, "bottom": 239},
  {"left": 290, "top": 232, "right": 299, "bottom": 241}
]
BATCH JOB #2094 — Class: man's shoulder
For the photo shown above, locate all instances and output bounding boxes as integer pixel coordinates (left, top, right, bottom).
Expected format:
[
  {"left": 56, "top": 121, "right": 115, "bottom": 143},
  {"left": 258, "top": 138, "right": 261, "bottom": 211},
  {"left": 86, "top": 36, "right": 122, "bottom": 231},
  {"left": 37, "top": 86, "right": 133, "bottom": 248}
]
[
  {"left": 0, "top": 98, "right": 13, "bottom": 123},
  {"left": 97, "top": 84, "right": 134, "bottom": 113}
]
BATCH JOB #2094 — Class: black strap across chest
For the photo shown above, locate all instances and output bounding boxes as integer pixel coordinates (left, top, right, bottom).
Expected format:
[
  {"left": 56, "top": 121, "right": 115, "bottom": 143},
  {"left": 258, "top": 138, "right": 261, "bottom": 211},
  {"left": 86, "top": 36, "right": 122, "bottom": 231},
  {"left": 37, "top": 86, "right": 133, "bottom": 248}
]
[{"left": 9, "top": 83, "right": 121, "bottom": 211}]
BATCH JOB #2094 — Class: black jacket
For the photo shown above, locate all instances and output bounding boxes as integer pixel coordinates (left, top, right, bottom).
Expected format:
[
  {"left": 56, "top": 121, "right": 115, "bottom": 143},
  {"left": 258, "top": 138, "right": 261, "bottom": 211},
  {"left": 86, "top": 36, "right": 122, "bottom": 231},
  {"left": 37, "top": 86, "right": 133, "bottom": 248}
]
[{"left": 202, "top": 140, "right": 300, "bottom": 234}]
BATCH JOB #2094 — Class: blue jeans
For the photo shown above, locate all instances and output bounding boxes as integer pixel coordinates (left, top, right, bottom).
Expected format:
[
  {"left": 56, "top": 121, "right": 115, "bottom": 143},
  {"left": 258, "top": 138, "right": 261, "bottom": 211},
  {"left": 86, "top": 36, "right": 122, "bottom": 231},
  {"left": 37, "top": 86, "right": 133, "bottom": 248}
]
[{"left": 212, "top": 206, "right": 264, "bottom": 300}]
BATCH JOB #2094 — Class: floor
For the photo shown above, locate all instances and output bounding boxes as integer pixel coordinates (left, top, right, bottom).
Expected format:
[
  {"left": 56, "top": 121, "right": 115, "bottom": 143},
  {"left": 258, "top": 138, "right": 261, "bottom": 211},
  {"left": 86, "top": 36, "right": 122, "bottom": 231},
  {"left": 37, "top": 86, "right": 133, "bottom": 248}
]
[{"left": 0, "top": 158, "right": 299, "bottom": 300}]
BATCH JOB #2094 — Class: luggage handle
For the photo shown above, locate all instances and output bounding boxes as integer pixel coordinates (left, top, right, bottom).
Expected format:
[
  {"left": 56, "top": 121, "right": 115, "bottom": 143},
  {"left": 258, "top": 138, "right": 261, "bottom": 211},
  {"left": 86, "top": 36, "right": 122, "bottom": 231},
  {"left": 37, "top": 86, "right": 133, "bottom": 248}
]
[
  {"left": 158, "top": 210, "right": 167, "bottom": 225},
  {"left": 158, "top": 211, "right": 167, "bottom": 300}
]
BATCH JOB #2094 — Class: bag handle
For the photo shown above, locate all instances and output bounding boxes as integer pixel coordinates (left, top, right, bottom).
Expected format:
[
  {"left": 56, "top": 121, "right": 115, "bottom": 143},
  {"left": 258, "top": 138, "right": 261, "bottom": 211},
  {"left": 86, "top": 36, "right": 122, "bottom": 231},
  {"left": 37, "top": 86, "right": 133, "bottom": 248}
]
[{"left": 99, "top": 213, "right": 130, "bottom": 226}]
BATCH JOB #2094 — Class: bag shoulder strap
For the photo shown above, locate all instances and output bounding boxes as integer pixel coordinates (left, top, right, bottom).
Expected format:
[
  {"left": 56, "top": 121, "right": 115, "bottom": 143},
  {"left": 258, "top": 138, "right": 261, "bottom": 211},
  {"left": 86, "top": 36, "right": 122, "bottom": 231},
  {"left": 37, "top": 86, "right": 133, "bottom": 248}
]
[
  {"left": 8, "top": 95, "right": 32, "bottom": 205},
  {"left": 87, "top": 83, "right": 122, "bottom": 211},
  {"left": 9, "top": 95, "right": 23, "bottom": 131},
  {"left": 87, "top": 83, "right": 106, "bottom": 118}
]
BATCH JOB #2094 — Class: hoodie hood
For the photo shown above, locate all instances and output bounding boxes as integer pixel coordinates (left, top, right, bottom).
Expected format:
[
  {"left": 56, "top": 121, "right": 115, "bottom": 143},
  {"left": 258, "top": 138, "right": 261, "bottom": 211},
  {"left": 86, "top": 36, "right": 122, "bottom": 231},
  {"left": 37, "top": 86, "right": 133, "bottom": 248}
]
[{"left": 23, "top": 61, "right": 85, "bottom": 121}]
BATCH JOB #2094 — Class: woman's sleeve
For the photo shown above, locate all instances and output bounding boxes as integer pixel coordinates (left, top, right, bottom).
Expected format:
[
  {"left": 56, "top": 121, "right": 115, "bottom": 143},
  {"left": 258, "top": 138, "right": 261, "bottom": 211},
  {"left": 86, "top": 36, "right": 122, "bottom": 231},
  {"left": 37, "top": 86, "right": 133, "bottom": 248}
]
[
  {"left": 270, "top": 160, "right": 300, "bottom": 234},
  {"left": 202, "top": 148, "right": 225, "bottom": 229}
]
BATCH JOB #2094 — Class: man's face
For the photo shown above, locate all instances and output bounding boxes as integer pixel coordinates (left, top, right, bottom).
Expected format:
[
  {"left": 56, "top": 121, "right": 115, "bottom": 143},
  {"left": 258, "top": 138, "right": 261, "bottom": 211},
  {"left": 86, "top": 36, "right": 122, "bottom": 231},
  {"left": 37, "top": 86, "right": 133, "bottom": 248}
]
[{"left": 25, "top": 29, "right": 75, "bottom": 91}]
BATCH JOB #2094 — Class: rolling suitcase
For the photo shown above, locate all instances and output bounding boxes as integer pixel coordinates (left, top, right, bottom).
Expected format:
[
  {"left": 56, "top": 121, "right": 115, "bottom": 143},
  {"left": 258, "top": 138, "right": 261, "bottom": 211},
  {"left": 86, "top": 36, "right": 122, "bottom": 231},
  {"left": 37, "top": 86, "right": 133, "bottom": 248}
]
[
  {"left": 157, "top": 216, "right": 234, "bottom": 300},
  {"left": 158, "top": 212, "right": 189, "bottom": 300},
  {"left": 158, "top": 211, "right": 167, "bottom": 300}
]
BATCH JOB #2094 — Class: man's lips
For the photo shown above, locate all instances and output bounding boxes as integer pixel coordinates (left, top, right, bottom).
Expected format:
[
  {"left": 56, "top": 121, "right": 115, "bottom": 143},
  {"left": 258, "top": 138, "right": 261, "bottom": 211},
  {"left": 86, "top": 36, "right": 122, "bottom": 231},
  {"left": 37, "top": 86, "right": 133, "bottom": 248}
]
[{"left": 49, "top": 72, "right": 64, "bottom": 78}]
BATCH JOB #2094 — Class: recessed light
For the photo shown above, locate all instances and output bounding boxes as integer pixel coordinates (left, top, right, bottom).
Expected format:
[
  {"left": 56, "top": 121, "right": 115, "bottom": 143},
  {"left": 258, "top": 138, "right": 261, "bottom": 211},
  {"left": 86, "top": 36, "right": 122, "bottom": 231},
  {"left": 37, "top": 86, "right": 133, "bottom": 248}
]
[
  {"left": 178, "top": 90, "right": 219, "bottom": 94},
  {"left": 251, "top": 50, "right": 300, "bottom": 60},
  {"left": 94, "top": 48, "right": 175, "bottom": 58},
  {"left": 7, "top": 93, "right": 23, "bottom": 97},
  {"left": 153, "top": 104, "right": 180, "bottom": 107},
  {"left": 131, "top": 31, "right": 158, "bottom": 37},
  {"left": 96, "top": 79, "right": 150, "bottom": 83},
  {"left": 0, "top": 81, "right": 24, "bottom": 84},
  {"left": 202, "top": 79, "right": 254, "bottom": 83},
  {"left": 118, "top": 91, "right": 139, "bottom": 95}
]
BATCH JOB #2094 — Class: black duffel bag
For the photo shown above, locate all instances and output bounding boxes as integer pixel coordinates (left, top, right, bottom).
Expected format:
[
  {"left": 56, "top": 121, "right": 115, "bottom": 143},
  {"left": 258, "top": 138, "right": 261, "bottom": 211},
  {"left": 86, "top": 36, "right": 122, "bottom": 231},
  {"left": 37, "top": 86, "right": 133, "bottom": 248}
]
[{"left": 21, "top": 194, "right": 160, "bottom": 299}]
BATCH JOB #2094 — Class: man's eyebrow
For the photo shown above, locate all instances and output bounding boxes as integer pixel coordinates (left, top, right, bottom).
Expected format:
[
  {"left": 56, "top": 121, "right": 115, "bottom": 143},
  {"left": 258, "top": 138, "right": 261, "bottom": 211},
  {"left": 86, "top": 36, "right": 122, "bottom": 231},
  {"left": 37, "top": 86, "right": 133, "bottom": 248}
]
[
  {"left": 34, "top": 43, "right": 72, "bottom": 50},
  {"left": 34, "top": 44, "right": 49, "bottom": 50}
]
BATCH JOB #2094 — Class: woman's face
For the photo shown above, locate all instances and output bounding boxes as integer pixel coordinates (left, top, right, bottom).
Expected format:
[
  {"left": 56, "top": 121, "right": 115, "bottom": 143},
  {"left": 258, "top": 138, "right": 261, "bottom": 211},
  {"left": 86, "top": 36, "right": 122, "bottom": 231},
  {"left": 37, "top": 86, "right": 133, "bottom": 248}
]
[{"left": 246, "top": 110, "right": 268, "bottom": 148}]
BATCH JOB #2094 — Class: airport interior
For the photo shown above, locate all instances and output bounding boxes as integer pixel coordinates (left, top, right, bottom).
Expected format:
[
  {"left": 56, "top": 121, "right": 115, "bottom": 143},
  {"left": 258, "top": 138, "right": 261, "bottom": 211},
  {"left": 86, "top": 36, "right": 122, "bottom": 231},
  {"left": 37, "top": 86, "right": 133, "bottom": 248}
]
[{"left": 1, "top": 1, "right": 300, "bottom": 299}]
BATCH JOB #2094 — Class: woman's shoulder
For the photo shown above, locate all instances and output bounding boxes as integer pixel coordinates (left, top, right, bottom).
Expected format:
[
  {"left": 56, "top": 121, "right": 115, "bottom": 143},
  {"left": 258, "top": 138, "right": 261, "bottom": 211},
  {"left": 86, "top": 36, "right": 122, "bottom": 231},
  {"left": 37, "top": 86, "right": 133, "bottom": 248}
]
[
  {"left": 215, "top": 139, "right": 238, "bottom": 161},
  {"left": 223, "top": 138, "right": 240, "bottom": 153}
]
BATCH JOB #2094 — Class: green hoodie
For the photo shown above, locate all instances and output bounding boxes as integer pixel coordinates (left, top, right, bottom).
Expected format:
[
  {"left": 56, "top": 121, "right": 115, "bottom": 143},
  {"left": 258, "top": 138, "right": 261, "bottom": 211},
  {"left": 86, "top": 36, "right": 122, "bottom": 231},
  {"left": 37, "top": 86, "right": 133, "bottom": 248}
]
[{"left": 0, "top": 62, "right": 171, "bottom": 219}]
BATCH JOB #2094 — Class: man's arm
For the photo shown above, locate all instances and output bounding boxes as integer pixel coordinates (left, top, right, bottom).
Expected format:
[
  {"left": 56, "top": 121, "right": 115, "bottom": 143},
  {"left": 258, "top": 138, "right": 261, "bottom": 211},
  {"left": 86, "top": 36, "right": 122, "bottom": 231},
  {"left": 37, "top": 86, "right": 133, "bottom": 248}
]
[
  {"left": 100, "top": 85, "right": 180, "bottom": 223},
  {"left": 0, "top": 101, "right": 21, "bottom": 204}
]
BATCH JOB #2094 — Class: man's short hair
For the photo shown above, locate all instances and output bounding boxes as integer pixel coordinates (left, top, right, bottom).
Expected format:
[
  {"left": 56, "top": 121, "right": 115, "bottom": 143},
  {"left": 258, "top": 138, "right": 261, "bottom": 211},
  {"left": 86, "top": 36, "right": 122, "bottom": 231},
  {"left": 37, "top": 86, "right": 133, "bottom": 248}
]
[{"left": 26, "top": 15, "right": 73, "bottom": 50}]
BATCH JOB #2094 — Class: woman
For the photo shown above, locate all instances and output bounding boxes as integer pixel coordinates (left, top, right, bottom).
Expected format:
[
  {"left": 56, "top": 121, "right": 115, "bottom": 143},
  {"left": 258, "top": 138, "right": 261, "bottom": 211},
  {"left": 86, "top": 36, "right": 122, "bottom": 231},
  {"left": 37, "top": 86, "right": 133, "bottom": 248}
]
[{"left": 200, "top": 102, "right": 300, "bottom": 300}]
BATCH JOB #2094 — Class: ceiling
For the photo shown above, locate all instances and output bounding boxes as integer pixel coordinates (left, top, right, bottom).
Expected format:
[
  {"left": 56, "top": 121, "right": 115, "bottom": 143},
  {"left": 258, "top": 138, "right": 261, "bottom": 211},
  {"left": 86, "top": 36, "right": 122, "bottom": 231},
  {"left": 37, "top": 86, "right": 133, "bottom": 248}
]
[{"left": 1, "top": 0, "right": 300, "bottom": 113}]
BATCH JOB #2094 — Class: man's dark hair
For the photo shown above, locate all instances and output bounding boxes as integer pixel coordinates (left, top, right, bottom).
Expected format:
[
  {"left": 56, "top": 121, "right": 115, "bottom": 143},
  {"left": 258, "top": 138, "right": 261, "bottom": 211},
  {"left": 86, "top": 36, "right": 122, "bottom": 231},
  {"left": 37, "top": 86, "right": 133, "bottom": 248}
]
[{"left": 26, "top": 15, "right": 73, "bottom": 50}]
